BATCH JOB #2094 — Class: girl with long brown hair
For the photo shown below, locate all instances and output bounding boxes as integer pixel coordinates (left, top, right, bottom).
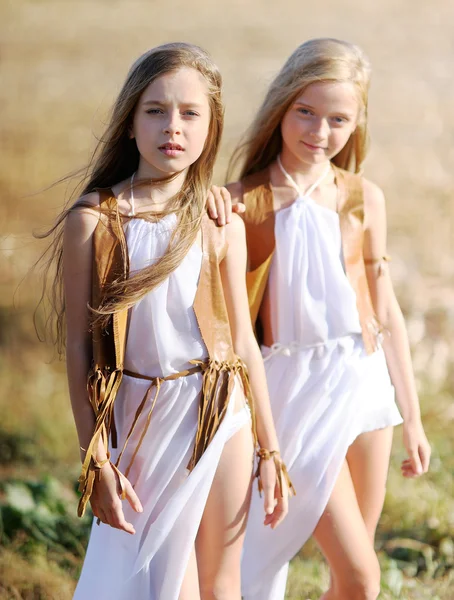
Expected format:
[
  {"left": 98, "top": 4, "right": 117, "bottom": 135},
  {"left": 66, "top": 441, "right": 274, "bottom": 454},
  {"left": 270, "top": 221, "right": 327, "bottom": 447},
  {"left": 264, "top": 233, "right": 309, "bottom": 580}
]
[
  {"left": 42, "top": 43, "right": 292, "bottom": 599},
  {"left": 212, "top": 38, "right": 430, "bottom": 599}
]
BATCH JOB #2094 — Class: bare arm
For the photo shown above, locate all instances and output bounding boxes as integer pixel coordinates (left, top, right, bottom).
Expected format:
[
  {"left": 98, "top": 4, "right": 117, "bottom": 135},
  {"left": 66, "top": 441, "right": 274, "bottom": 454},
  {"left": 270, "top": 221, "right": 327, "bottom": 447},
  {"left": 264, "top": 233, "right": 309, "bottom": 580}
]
[
  {"left": 63, "top": 195, "right": 142, "bottom": 531},
  {"left": 220, "top": 214, "right": 289, "bottom": 528},
  {"left": 363, "top": 179, "right": 431, "bottom": 477},
  {"left": 63, "top": 198, "right": 100, "bottom": 459}
]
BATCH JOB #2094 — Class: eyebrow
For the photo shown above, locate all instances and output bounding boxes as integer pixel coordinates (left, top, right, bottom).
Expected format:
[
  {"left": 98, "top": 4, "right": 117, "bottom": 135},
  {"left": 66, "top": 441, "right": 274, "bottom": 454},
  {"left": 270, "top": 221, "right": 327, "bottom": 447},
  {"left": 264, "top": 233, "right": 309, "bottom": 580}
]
[
  {"left": 142, "top": 100, "right": 205, "bottom": 108},
  {"left": 294, "top": 101, "right": 316, "bottom": 109},
  {"left": 294, "top": 101, "right": 355, "bottom": 118}
]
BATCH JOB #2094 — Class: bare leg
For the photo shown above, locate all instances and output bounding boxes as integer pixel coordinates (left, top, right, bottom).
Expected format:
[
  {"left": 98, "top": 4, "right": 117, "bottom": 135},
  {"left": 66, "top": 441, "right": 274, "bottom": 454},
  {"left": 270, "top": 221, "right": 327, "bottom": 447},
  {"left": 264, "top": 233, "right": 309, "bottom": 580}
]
[
  {"left": 196, "top": 413, "right": 254, "bottom": 600},
  {"left": 313, "top": 460, "right": 381, "bottom": 600},
  {"left": 179, "top": 547, "right": 201, "bottom": 600},
  {"left": 346, "top": 426, "right": 394, "bottom": 541}
]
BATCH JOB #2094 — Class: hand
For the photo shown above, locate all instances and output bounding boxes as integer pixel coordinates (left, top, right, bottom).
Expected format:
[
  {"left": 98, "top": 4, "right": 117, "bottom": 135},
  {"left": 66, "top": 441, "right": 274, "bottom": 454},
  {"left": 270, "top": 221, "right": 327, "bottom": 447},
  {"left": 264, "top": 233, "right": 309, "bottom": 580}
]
[
  {"left": 259, "top": 458, "right": 289, "bottom": 529},
  {"left": 401, "top": 419, "right": 431, "bottom": 478},
  {"left": 90, "top": 462, "right": 143, "bottom": 534},
  {"left": 206, "top": 185, "right": 245, "bottom": 226}
]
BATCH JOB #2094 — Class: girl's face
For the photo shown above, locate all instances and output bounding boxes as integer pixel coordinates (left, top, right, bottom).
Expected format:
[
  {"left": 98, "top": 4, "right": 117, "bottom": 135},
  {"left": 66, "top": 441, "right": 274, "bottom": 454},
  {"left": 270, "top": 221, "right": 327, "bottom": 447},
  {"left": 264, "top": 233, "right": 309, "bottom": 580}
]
[
  {"left": 131, "top": 67, "right": 211, "bottom": 178},
  {"left": 280, "top": 81, "right": 360, "bottom": 167}
]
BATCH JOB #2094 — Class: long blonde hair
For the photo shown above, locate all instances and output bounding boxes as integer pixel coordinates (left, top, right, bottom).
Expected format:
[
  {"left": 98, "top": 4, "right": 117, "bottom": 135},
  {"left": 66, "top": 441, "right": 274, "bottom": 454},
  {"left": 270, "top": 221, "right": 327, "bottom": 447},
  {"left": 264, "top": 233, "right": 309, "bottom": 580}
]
[
  {"left": 37, "top": 43, "right": 223, "bottom": 354},
  {"left": 229, "top": 38, "right": 371, "bottom": 180}
]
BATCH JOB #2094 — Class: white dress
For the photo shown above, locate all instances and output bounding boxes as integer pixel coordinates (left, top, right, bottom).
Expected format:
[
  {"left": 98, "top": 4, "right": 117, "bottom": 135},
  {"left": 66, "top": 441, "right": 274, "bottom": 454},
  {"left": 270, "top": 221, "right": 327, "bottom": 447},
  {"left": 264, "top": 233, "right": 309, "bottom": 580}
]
[
  {"left": 74, "top": 215, "right": 251, "bottom": 600},
  {"left": 241, "top": 165, "right": 403, "bottom": 600}
]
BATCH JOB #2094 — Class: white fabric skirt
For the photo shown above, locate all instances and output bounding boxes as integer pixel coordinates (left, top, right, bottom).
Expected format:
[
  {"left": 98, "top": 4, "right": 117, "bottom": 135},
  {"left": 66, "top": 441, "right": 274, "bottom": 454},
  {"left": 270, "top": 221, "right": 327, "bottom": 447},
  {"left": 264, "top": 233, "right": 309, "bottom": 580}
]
[
  {"left": 241, "top": 334, "right": 402, "bottom": 600},
  {"left": 74, "top": 372, "right": 251, "bottom": 600}
]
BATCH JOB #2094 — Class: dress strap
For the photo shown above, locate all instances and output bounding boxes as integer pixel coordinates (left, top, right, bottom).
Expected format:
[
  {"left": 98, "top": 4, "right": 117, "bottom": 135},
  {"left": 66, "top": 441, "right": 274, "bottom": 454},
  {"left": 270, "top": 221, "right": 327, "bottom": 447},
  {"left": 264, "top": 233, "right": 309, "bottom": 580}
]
[{"left": 277, "top": 155, "right": 331, "bottom": 198}]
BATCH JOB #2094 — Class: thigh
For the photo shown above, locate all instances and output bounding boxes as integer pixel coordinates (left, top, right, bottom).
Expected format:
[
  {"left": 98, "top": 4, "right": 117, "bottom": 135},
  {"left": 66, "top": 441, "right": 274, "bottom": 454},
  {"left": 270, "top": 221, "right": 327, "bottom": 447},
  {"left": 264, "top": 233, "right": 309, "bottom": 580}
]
[
  {"left": 179, "top": 547, "right": 201, "bottom": 600},
  {"left": 313, "top": 460, "right": 380, "bottom": 592},
  {"left": 346, "top": 426, "right": 394, "bottom": 541},
  {"left": 196, "top": 416, "right": 254, "bottom": 598}
]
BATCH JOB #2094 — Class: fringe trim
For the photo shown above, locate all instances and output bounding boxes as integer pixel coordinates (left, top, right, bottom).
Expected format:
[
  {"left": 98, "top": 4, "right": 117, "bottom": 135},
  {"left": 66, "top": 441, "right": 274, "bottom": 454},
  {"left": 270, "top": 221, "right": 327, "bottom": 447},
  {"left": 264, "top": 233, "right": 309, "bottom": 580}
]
[
  {"left": 77, "top": 364, "right": 200, "bottom": 517},
  {"left": 77, "top": 357, "right": 257, "bottom": 518},
  {"left": 255, "top": 449, "right": 296, "bottom": 498},
  {"left": 187, "top": 357, "right": 258, "bottom": 472},
  {"left": 77, "top": 366, "right": 123, "bottom": 517}
]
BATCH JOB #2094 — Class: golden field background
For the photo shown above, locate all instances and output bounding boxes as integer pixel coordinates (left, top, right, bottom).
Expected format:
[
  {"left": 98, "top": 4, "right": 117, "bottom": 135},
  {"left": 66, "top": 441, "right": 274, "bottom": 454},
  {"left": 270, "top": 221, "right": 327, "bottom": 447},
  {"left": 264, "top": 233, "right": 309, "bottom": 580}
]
[{"left": 1, "top": 1, "right": 454, "bottom": 598}]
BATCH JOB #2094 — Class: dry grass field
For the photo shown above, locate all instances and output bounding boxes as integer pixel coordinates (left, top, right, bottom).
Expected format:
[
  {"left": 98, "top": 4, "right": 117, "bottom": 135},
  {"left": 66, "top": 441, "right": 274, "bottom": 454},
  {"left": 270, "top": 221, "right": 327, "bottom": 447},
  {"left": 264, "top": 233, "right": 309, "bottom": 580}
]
[{"left": 1, "top": 1, "right": 454, "bottom": 598}]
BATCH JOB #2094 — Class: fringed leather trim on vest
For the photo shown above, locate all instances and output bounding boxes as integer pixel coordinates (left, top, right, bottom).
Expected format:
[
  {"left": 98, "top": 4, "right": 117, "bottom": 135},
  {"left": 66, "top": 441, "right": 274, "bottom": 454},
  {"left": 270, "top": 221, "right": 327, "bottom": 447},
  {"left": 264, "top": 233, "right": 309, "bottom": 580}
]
[
  {"left": 78, "top": 362, "right": 204, "bottom": 517},
  {"left": 188, "top": 357, "right": 257, "bottom": 470},
  {"left": 77, "top": 365, "right": 123, "bottom": 517},
  {"left": 77, "top": 356, "right": 257, "bottom": 517}
]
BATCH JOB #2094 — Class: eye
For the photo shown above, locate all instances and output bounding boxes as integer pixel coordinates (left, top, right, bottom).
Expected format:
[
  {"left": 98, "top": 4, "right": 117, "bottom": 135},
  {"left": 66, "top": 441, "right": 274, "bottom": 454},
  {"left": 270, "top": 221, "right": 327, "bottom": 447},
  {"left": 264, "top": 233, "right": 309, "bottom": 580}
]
[
  {"left": 297, "top": 108, "right": 313, "bottom": 116},
  {"left": 146, "top": 108, "right": 164, "bottom": 115},
  {"left": 183, "top": 110, "right": 200, "bottom": 117},
  {"left": 332, "top": 116, "right": 348, "bottom": 124}
]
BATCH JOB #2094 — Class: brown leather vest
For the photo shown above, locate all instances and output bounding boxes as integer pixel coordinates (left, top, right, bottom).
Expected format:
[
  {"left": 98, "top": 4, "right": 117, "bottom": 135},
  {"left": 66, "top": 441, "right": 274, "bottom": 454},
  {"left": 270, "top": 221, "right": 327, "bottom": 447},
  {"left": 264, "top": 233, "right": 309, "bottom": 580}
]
[
  {"left": 91, "top": 190, "right": 237, "bottom": 370},
  {"left": 77, "top": 190, "right": 255, "bottom": 517},
  {"left": 241, "top": 165, "right": 381, "bottom": 355}
]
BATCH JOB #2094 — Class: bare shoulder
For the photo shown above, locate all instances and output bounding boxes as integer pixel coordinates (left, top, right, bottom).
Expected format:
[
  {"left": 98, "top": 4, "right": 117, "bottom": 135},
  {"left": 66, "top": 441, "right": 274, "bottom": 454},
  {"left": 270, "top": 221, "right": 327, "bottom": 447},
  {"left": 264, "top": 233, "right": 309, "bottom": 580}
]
[
  {"left": 361, "top": 177, "right": 386, "bottom": 216},
  {"left": 225, "top": 180, "right": 244, "bottom": 204},
  {"left": 65, "top": 192, "right": 102, "bottom": 240},
  {"left": 224, "top": 212, "right": 246, "bottom": 244},
  {"left": 361, "top": 177, "right": 388, "bottom": 242}
]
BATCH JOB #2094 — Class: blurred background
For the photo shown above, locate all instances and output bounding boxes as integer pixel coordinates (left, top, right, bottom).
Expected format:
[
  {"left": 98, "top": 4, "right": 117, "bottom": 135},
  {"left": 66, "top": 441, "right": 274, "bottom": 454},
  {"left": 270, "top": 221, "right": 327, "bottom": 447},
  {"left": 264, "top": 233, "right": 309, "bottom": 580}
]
[{"left": 1, "top": 1, "right": 453, "bottom": 598}]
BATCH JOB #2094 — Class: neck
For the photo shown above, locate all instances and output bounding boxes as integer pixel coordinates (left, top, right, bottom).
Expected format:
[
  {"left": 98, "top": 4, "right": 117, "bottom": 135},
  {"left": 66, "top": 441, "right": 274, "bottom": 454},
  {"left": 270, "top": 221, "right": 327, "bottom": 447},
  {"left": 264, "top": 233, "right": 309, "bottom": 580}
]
[
  {"left": 133, "top": 163, "right": 188, "bottom": 211},
  {"left": 278, "top": 149, "right": 331, "bottom": 188}
]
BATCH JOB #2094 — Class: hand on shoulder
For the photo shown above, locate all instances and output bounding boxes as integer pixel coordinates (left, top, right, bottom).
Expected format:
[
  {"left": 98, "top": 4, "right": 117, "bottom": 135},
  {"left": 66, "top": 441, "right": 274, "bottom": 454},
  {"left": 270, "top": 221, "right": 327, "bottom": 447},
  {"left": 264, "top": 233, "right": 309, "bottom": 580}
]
[{"left": 206, "top": 182, "right": 245, "bottom": 226}]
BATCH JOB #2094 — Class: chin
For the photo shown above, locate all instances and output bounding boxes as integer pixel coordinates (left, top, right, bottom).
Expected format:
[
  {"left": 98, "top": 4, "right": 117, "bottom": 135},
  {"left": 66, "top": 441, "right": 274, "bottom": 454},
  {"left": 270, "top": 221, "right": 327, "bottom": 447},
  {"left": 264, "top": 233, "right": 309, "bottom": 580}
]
[
  {"left": 149, "top": 157, "right": 188, "bottom": 176},
  {"left": 293, "top": 153, "right": 325, "bottom": 167},
  {"left": 306, "top": 150, "right": 330, "bottom": 163}
]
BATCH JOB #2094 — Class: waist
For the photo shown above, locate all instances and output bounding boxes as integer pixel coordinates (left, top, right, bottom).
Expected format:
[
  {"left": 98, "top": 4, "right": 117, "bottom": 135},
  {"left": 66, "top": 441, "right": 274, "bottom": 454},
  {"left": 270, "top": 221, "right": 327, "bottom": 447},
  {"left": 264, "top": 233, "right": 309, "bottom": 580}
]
[
  {"left": 123, "top": 362, "right": 205, "bottom": 383},
  {"left": 261, "top": 334, "right": 364, "bottom": 361}
]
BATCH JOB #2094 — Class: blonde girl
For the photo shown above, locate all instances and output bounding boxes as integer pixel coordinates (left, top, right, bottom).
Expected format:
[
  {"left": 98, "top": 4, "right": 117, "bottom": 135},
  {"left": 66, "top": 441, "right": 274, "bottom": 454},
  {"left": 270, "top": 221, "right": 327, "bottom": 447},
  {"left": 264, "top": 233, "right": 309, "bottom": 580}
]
[
  {"left": 42, "top": 43, "right": 292, "bottom": 600},
  {"left": 211, "top": 38, "right": 430, "bottom": 600}
]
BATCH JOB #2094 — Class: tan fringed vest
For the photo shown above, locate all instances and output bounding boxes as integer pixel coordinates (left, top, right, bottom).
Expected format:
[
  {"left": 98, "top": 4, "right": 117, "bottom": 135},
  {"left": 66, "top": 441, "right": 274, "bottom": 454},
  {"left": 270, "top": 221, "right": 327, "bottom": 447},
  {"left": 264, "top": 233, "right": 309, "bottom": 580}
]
[
  {"left": 241, "top": 165, "right": 382, "bottom": 355},
  {"left": 77, "top": 190, "right": 257, "bottom": 517}
]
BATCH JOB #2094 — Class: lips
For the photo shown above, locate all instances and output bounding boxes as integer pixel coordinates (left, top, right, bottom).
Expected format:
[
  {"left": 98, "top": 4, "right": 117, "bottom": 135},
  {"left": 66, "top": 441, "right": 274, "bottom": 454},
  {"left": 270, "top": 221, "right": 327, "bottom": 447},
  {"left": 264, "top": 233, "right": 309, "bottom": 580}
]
[
  {"left": 159, "top": 142, "right": 184, "bottom": 151},
  {"left": 302, "top": 141, "right": 327, "bottom": 151}
]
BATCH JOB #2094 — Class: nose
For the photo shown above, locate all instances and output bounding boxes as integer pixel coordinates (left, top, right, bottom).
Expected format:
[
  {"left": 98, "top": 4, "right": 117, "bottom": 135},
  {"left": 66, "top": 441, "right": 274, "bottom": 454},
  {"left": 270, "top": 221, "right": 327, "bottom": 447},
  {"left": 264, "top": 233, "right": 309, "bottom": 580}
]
[
  {"left": 309, "top": 117, "right": 329, "bottom": 141},
  {"left": 163, "top": 112, "right": 181, "bottom": 136}
]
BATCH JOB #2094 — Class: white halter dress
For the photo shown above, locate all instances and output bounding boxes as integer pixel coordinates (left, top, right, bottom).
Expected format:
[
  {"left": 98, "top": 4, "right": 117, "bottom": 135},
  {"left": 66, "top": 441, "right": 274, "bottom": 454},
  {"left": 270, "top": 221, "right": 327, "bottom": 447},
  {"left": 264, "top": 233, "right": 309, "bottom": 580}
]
[
  {"left": 241, "top": 162, "right": 402, "bottom": 600},
  {"left": 74, "top": 214, "right": 251, "bottom": 600}
]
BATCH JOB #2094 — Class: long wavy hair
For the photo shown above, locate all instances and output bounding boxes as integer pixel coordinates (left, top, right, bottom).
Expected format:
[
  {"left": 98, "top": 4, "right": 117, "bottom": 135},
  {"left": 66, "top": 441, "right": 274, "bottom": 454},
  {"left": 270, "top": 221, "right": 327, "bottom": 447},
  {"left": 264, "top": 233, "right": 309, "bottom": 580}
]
[
  {"left": 37, "top": 42, "right": 223, "bottom": 355},
  {"left": 229, "top": 38, "right": 371, "bottom": 180}
]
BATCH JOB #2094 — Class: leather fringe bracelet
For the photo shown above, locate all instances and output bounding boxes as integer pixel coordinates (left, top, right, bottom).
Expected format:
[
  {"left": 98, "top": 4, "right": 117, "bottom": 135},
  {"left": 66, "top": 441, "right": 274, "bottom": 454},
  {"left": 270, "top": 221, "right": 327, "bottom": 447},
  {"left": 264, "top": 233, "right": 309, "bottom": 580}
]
[
  {"left": 89, "top": 452, "right": 127, "bottom": 526},
  {"left": 255, "top": 448, "right": 296, "bottom": 498}
]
